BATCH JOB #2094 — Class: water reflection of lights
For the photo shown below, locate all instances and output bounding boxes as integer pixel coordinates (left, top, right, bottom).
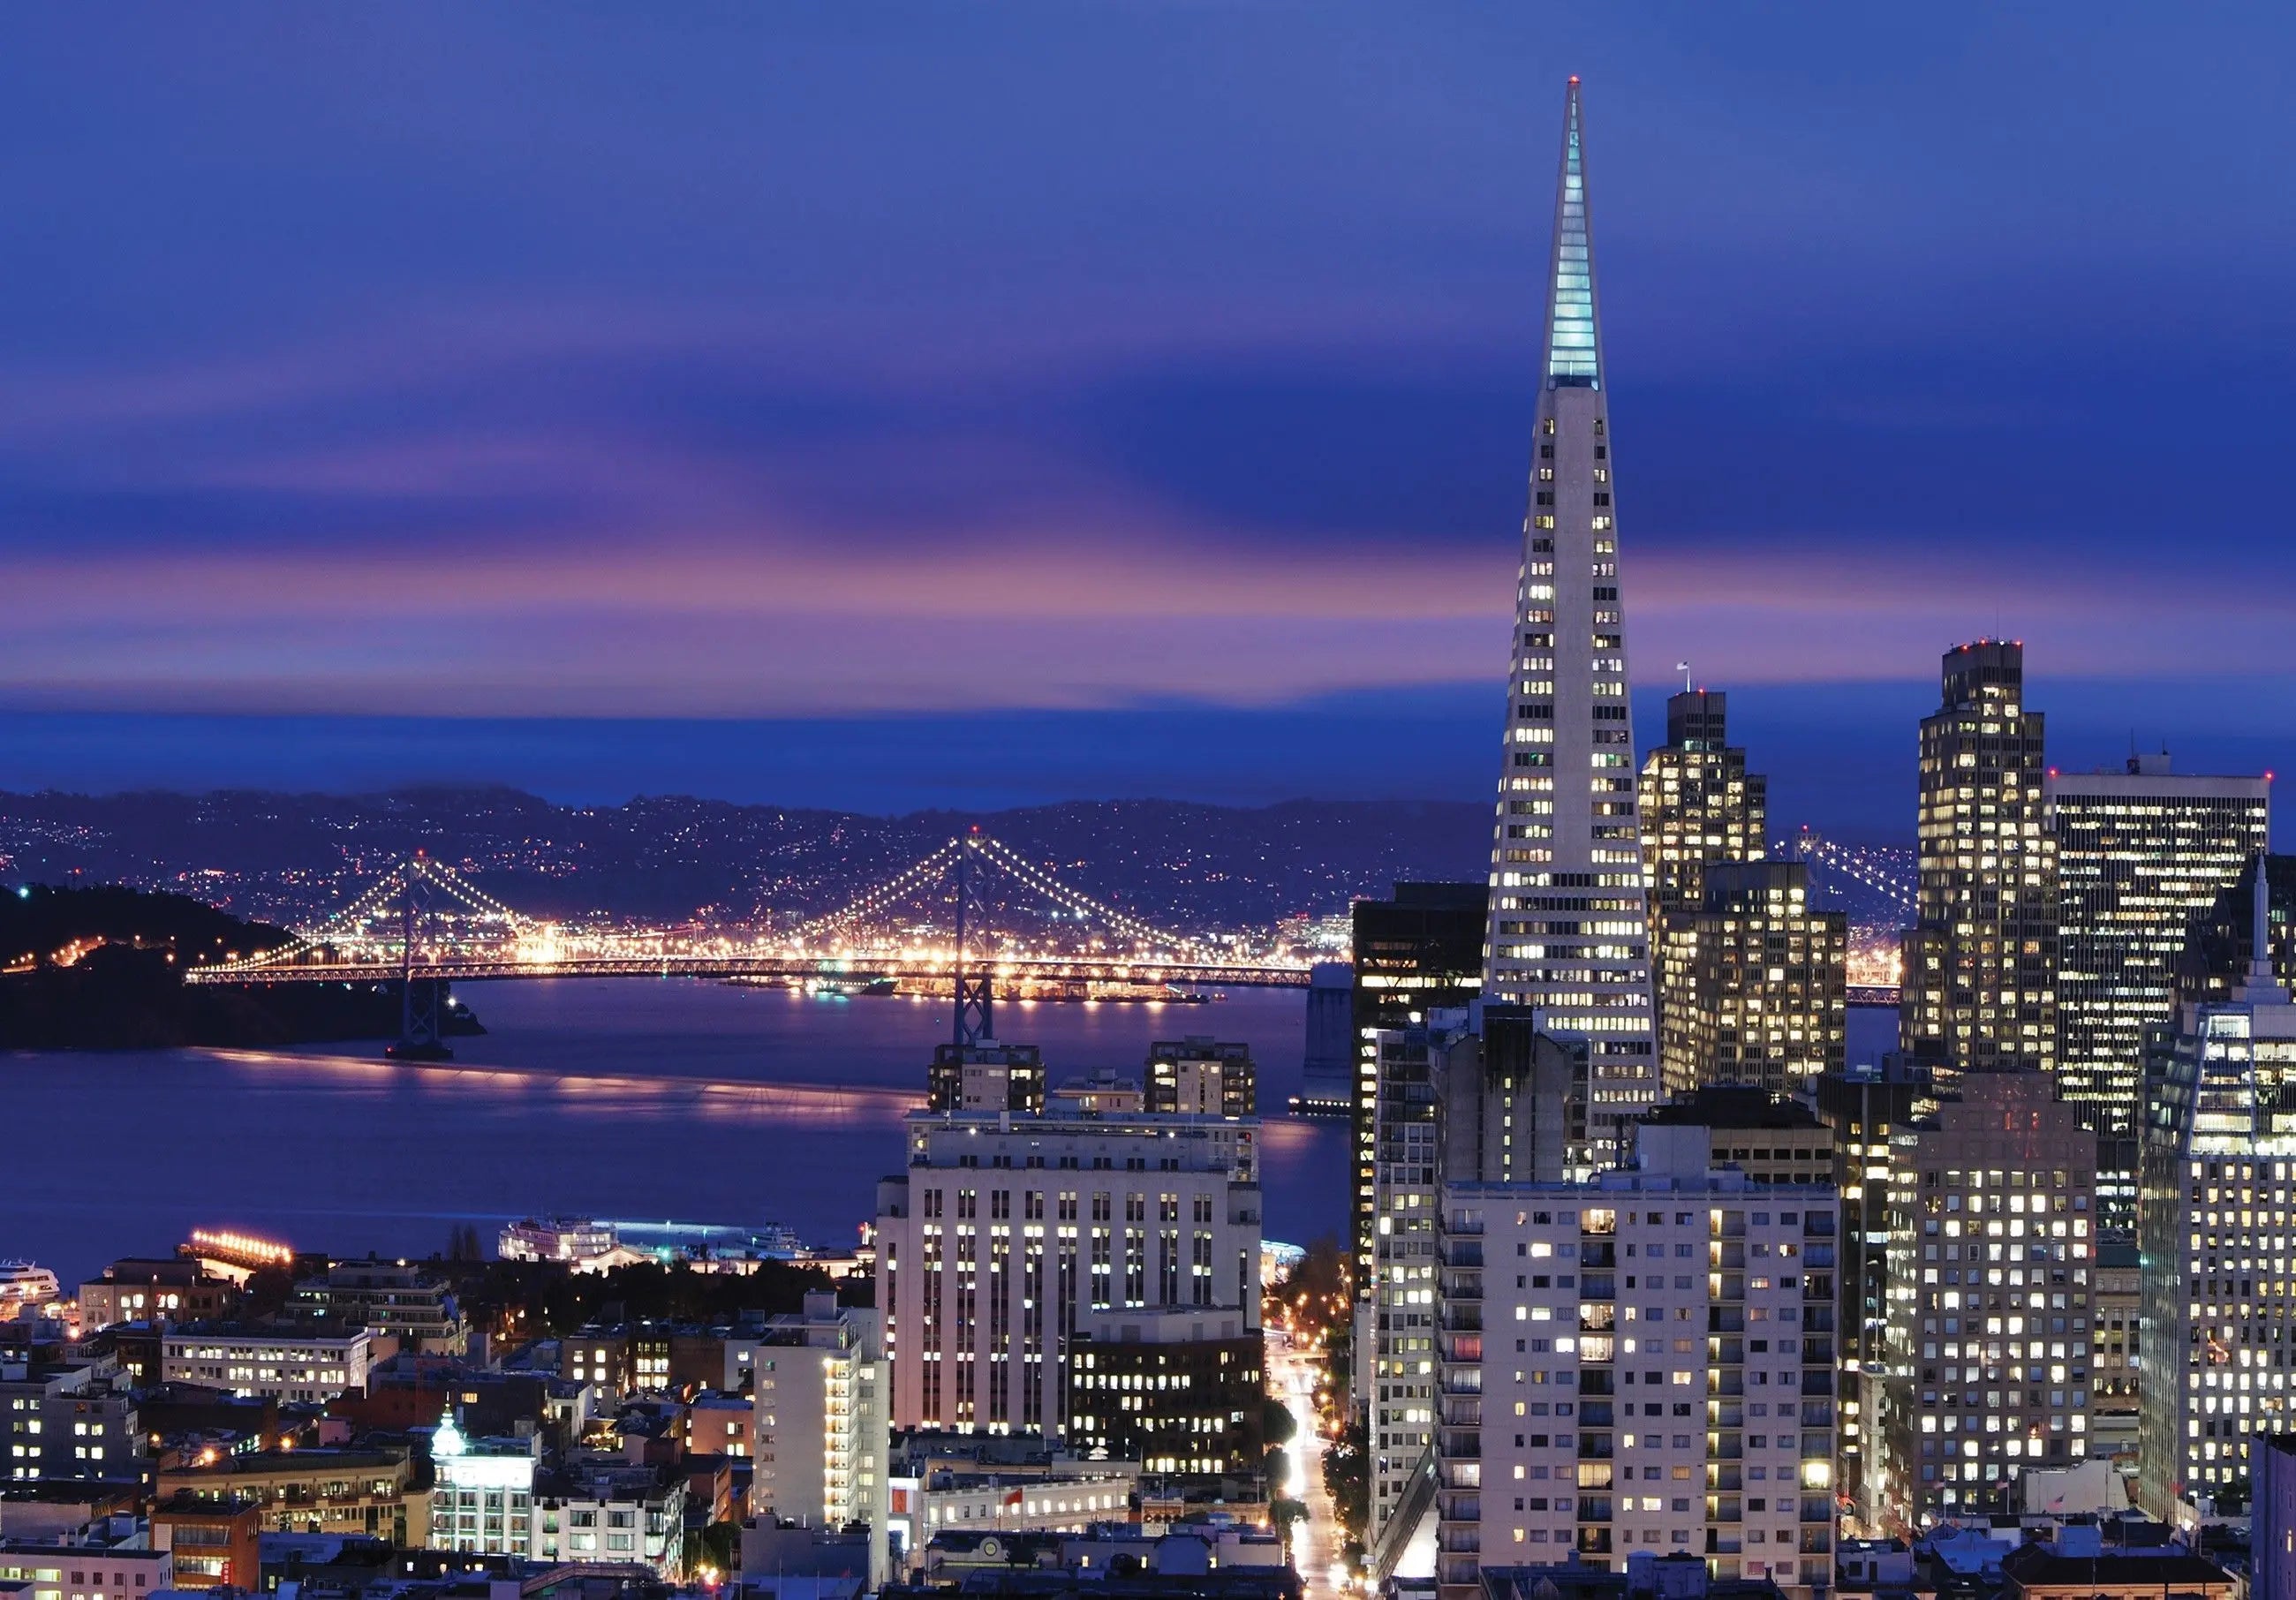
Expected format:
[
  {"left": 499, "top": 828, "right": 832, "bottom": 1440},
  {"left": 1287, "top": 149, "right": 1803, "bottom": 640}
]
[{"left": 200, "top": 1049, "right": 918, "bottom": 1124}]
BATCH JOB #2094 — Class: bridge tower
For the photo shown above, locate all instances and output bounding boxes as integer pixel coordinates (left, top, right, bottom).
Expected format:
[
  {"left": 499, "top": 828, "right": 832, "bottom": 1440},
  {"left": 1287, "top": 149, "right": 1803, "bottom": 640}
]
[
  {"left": 386, "top": 853, "right": 456, "bottom": 1061},
  {"left": 951, "top": 830, "right": 993, "bottom": 1045}
]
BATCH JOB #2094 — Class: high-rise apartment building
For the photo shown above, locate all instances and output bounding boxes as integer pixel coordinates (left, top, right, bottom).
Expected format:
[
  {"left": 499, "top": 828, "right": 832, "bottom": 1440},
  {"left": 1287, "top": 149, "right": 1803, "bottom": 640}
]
[
  {"left": 2135, "top": 862, "right": 2296, "bottom": 1521},
  {"left": 1869, "top": 1072, "right": 2096, "bottom": 1532},
  {"left": 1657, "top": 862, "right": 1847, "bottom": 1098},
  {"left": 874, "top": 1111, "right": 1261, "bottom": 1438},
  {"left": 1144, "top": 1037, "right": 1256, "bottom": 1117},
  {"left": 928, "top": 1041, "right": 1046, "bottom": 1114},
  {"left": 2049, "top": 755, "right": 2269, "bottom": 1138},
  {"left": 1434, "top": 1124, "right": 1839, "bottom": 1600},
  {"left": 1479, "top": 78, "right": 1658, "bottom": 1168},
  {"left": 1351, "top": 884, "right": 1487, "bottom": 1300},
  {"left": 1639, "top": 690, "right": 1767, "bottom": 1021},
  {"left": 1900, "top": 641, "right": 2057, "bottom": 1081},
  {"left": 1363, "top": 1008, "right": 1585, "bottom": 1555}
]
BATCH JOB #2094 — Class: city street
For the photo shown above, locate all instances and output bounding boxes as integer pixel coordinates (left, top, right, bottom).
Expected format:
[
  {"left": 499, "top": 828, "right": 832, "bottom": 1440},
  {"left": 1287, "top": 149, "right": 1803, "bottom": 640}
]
[{"left": 1269, "top": 1330, "right": 1347, "bottom": 1600}]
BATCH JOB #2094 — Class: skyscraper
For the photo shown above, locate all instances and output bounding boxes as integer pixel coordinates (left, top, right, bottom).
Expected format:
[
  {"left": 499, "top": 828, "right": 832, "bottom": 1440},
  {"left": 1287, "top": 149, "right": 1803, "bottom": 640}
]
[
  {"left": 1657, "top": 860, "right": 1848, "bottom": 1097},
  {"left": 1899, "top": 640, "right": 2058, "bottom": 1080},
  {"left": 1349, "top": 884, "right": 1486, "bottom": 1303},
  {"left": 2050, "top": 754, "right": 2269, "bottom": 1139},
  {"left": 1638, "top": 688, "right": 1768, "bottom": 930},
  {"left": 1481, "top": 77, "right": 1658, "bottom": 1167},
  {"left": 1869, "top": 1072, "right": 2096, "bottom": 1531},
  {"left": 2135, "top": 859, "right": 2296, "bottom": 1521}
]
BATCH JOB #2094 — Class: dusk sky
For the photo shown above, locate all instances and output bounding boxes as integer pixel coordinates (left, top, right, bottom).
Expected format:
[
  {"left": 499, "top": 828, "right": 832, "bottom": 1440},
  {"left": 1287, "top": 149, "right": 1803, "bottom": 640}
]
[{"left": 4, "top": 4, "right": 2292, "bottom": 839}]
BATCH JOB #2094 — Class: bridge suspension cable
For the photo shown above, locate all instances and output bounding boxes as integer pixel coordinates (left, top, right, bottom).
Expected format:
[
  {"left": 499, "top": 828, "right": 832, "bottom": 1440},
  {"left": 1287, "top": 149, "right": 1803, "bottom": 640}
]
[
  {"left": 200, "top": 854, "right": 540, "bottom": 977},
  {"left": 1791, "top": 829, "right": 1918, "bottom": 912},
  {"left": 971, "top": 834, "right": 1207, "bottom": 954}
]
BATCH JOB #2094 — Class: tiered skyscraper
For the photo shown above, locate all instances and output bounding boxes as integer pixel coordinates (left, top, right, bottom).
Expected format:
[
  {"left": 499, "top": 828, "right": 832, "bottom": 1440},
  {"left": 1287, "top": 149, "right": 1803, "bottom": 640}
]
[
  {"left": 1637, "top": 688, "right": 1845, "bottom": 1095},
  {"left": 1899, "top": 640, "right": 2057, "bottom": 1081},
  {"left": 1481, "top": 77, "right": 1658, "bottom": 1167}
]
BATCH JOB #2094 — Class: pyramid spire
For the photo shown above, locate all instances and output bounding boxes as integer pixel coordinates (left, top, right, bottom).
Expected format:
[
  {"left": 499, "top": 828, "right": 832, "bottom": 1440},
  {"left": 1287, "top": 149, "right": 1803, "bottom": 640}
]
[{"left": 1544, "top": 76, "right": 1601, "bottom": 389}]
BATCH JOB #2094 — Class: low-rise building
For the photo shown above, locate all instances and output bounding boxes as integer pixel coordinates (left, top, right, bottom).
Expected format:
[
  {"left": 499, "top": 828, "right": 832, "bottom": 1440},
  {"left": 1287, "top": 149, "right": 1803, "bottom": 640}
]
[
  {"left": 0, "top": 1533, "right": 170, "bottom": 1600},
  {"left": 0, "top": 1354, "right": 140, "bottom": 1485},
  {"left": 75, "top": 1264, "right": 236, "bottom": 1334},
  {"left": 684, "top": 1392, "right": 751, "bottom": 1460},
  {"left": 150, "top": 1492, "right": 261, "bottom": 1589},
  {"left": 154, "top": 1448, "right": 417, "bottom": 1543},
  {"left": 290, "top": 1260, "right": 467, "bottom": 1356},
  {"left": 159, "top": 1327, "right": 381, "bottom": 1403},
  {"left": 1999, "top": 1544, "right": 2236, "bottom": 1600},
  {"left": 886, "top": 1462, "right": 1142, "bottom": 1572},
  {"left": 530, "top": 1459, "right": 685, "bottom": 1577},
  {"left": 425, "top": 1410, "right": 538, "bottom": 1561}
]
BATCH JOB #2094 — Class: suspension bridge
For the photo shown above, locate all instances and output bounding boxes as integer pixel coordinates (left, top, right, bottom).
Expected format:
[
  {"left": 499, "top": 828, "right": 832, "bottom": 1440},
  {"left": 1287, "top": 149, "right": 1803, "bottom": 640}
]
[{"left": 182, "top": 834, "right": 1312, "bottom": 1055}]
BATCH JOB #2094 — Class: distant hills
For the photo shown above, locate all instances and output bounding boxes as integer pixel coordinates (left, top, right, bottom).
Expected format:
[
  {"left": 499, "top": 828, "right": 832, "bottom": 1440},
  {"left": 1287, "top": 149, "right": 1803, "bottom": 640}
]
[{"left": 0, "top": 788, "right": 1492, "bottom": 931}]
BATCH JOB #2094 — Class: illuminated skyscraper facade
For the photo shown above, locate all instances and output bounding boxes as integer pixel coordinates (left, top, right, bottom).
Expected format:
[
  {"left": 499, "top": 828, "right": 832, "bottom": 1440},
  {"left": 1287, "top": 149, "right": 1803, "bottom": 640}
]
[
  {"left": 1657, "top": 861, "right": 1848, "bottom": 1097},
  {"left": 1482, "top": 78, "right": 1657, "bottom": 1168},
  {"left": 1899, "top": 641, "right": 2057, "bottom": 1081},
  {"left": 2135, "top": 862, "right": 2296, "bottom": 1520},
  {"left": 1638, "top": 689, "right": 1767, "bottom": 924},
  {"left": 2049, "top": 756, "right": 2270, "bottom": 1137}
]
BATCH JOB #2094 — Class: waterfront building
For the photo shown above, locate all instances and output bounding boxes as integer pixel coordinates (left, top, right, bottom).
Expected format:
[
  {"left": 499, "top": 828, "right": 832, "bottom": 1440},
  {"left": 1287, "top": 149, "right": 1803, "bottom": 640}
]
[
  {"left": 159, "top": 1325, "right": 380, "bottom": 1402},
  {"left": 1063, "top": 1307, "right": 1264, "bottom": 1475},
  {"left": 1479, "top": 79, "right": 1660, "bottom": 1170},
  {"left": 1869, "top": 1072, "right": 2096, "bottom": 1533},
  {"left": 1656, "top": 862, "right": 1847, "bottom": 1098},
  {"left": 426, "top": 1408, "right": 539, "bottom": 1559},
  {"left": 1433, "top": 1123, "right": 1839, "bottom": 1600},
  {"left": 1899, "top": 640, "right": 2057, "bottom": 1082},
  {"left": 928, "top": 1041, "right": 1047, "bottom": 1115},
  {"left": 76, "top": 1260, "right": 237, "bottom": 1332},
  {"left": 2135, "top": 860, "right": 2296, "bottom": 1521},
  {"left": 498, "top": 1218, "right": 619, "bottom": 1268},
  {"left": 1145, "top": 1038, "right": 1256, "bottom": 1117},
  {"left": 1363, "top": 1008, "right": 1584, "bottom": 1556},
  {"left": 290, "top": 1257, "right": 467, "bottom": 1355},
  {"left": 1638, "top": 689, "right": 1767, "bottom": 1045},
  {"left": 875, "top": 1111, "right": 1261, "bottom": 1438},
  {"left": 2049, "top": 755, "right": 2269, "bottom": 1147},
  {"left": 1350, "top": 883, "right": 1487, "bottom": 1302},
  {"left": 1810, "top": 1063, "right": 1927, "bottom": 1513}
]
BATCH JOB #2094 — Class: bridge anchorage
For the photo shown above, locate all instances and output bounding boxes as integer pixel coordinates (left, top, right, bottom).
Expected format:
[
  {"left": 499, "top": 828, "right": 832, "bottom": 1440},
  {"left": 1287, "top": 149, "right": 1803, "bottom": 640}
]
[{"left": 186, "top": 834, "right": 1313, "bottom": 1058}]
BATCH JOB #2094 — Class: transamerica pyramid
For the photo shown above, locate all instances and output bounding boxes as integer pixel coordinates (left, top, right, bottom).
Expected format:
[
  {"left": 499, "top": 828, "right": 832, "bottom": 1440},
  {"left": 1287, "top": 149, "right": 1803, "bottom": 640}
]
[{"left": 1480, "top": 79, "right": 1658, "bottom": 1169}]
